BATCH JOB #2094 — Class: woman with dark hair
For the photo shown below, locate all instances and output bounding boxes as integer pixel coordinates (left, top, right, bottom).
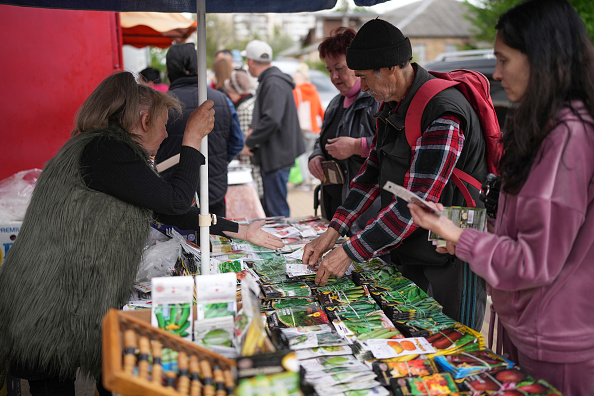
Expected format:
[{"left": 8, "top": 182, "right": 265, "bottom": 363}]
[
  {"left": 0, "top": 71, "right": 282, "bottom": 395},
  {"left": 408, "top": 1, "right": 594, "bottom": 393},
  {"left": 308, "top": 27, "right": 380, "bottom": 233}
]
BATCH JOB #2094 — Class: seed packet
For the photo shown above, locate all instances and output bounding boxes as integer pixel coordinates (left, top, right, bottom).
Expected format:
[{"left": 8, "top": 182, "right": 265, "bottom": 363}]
[
  {"left": 391, "top": 372, "right": 460, "bottom": 396},
  {"left": 332, "top": 310, "right": 403, "bottom": 342},
  {"left": 151, "top": 276, "right": 194, "bottom": 341},
  {"left": 325, "top": 298, "right": 381, "bottom": 322},
  {"left": 260, "top": 297, "right": 320, "bottom": 312},
  {"left": 317, "top": 285, "right": 370, "bottom": 306},
  {"left": 395, "top": 313, "right": 459, "bottom": 338},
  {"left": 296, "top": 345, "right": 353, "bottom": 360},
  {"left": 459, "top": 366, "right": 562, "bottom": 395},
  {"left": 367, "top": 338, "right": 436, "bottom": 360},
  {"left": 194, "top": 272, "right": 237, "bottom": 352},
  {"left": 424, "top": 324, "right": 485, "bottom": 357},
  {"left": 372, "top": 358, "right": 439, "bottom": 386},
  {"left": 429, "top": 207, "right": 487, "bottom": 245},
  {"left": 261, "top": 281, "right": 314, "bottom": 298},
  {"left": 266, "top": 306, "right": 330, "bottom": 329},
  {"left": 313, "top": 376, "right": 383, "bottom": 394},
  {"left": 434, "top": 349, "right": 514, "bottom": 379},
  {"left": 300, "top": 355, "right": 370, "bottom": 380}
]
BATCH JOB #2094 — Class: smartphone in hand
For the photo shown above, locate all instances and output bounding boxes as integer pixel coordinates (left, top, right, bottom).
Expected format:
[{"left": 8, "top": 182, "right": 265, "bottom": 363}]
[{"left": 383, "top": 181, "right": 441, "bottom": 215}]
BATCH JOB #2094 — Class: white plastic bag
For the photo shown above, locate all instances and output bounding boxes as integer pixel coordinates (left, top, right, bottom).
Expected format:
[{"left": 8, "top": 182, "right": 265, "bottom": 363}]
[
  {"left": 136, "top": 233, "right": 181, "bottom": 282},
  {"left": 0, "top": 169, "right": 41, "bottom": 222}
]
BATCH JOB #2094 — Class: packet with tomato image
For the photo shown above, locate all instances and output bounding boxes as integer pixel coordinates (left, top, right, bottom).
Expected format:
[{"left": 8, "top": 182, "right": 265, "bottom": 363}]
[
  {"left": 372, "top": 358, "right": 439, "bottom": 386},
  {"left": 391, "top": 372, "right": 460, "bottom": 395},
  {"left": 459, "top": 366, "right": 563, "bottom": 395}
]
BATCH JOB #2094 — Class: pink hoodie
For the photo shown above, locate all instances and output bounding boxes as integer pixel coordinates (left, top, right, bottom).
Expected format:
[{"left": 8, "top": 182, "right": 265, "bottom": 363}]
[{"left": 456, "top": 101, "right": 594, "bottom": 364}]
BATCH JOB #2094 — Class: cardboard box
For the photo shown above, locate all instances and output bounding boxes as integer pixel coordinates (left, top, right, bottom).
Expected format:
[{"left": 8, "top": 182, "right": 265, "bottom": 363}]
[{"left": 0, "top": 221, "right": 21, "bottom": 266}]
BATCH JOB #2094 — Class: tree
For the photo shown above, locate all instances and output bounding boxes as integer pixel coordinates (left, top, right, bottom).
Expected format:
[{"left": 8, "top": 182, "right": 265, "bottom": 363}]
[{"left": 464, "top": 0, "right": 594, "bottom": 45}]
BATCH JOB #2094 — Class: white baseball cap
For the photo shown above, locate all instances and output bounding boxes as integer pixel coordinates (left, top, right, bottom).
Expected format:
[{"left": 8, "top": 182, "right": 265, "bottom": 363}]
[{"left": 243, "top": 40, "right": 273, "bottom": 62}]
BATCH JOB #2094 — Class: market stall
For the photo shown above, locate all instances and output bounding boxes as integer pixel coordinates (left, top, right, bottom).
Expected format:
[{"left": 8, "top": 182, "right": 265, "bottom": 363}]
[{"left": 105, "top": 217, "right": 563, "bottom": 396}]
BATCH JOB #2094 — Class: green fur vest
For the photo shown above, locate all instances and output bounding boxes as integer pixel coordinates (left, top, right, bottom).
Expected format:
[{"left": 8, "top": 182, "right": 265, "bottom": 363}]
[{"left": 0, "top": 124, "right": 153, "bottom": 379}]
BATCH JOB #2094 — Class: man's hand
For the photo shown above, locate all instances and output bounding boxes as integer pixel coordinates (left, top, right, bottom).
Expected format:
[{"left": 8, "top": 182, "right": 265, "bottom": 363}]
[
  {"left": 302, "top": 228, "right": 340, "bottom": 267},
  {"left": 325, "top": 137, "right": 359, "bottom": 160},
  {"left": 314, "top": 246, "right": 352, "bottom": 286},
  {"left": 308, "top": 155, "right": 324, "bottom": 181}
]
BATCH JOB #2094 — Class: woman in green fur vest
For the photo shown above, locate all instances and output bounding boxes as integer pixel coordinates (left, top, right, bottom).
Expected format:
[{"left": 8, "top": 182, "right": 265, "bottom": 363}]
[{"left": 0, "top": 71, "right": 283, "bottom": 395}]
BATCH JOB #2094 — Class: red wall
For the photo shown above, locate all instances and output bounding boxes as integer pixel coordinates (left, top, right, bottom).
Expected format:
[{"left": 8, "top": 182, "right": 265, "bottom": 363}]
[{"left": 0, "top": 5, "right": 122, "bottom": 181}]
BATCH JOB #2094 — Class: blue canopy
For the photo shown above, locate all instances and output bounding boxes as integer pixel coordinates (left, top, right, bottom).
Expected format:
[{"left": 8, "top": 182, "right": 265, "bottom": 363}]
[{"left": 0, "top": 0, "right": 389, "bottom": 13}]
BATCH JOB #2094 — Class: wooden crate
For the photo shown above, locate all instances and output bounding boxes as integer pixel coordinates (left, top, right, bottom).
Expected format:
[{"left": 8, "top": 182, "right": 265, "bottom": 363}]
[{"left": 102, "top": 309, "right": 235, "bottom": 396}]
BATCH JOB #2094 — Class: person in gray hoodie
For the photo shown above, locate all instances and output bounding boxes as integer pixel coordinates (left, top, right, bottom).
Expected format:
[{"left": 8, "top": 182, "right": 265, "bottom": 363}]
[{"left": 242, "top": 40, "right": 305, "bottom": 217}]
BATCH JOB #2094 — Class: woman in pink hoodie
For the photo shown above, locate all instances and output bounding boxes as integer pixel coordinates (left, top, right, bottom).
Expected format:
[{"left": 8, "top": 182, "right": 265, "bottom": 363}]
[{"left": 408, "top": 1, "right": 594, "bottom": 394}]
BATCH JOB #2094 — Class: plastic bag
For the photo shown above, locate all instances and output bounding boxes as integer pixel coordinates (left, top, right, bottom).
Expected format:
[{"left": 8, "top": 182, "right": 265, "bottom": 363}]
[
  {"left": 136, "top": 232, "right": 181, "bottom": 282},
  {"left": 0, "top": 169, "right": 41, "bottom": 222}
]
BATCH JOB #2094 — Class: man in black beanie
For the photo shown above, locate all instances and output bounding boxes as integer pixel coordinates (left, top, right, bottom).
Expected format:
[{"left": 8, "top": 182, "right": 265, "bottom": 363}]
[{"left": 303, "top": 18, "right": 488, "bottom": 331}]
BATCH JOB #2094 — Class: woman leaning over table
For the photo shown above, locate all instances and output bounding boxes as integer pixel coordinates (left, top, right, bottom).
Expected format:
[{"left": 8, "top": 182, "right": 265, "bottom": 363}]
[
  {"left": 408, "top": 1, "right": 594, "bottom": 394},
  {"left": 0, "top": 71, "right": 282, "bottom": 396}
]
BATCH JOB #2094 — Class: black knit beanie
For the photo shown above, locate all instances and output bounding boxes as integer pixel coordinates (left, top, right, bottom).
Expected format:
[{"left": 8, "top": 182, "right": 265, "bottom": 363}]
[{"left": 346, "top": 18, "right": 412, "bottom": 70}]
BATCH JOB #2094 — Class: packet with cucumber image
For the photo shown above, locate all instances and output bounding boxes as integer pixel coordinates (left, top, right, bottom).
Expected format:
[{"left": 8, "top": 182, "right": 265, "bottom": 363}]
[{"left": 194, "top": 272, "right": 237, "bottom": 353}]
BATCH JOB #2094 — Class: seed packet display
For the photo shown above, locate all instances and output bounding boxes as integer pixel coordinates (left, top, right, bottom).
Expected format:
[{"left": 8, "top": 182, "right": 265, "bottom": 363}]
[
  {"left": 372, "top": 358, "right": 439, "bottom": 386},
  {"left": 194, "top": 272, "right": 237, "bottom": 351},
  {"left": 391, "top": 372, "right": 460, "bottom": 396},
  {"left": 434, "top": 349, "right": 514, "bottom": 379}
]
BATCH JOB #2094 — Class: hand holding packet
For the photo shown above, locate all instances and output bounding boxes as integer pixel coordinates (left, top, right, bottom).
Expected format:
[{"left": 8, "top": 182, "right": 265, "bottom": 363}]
[{"left": 382, "top": 181, "right": 441, "bottom": 215}]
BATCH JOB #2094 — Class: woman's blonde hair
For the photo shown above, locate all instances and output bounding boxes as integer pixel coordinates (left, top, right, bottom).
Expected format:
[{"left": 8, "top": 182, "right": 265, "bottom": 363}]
[{"left": 72, "top": 71, "right": 181, "bottom": 136}]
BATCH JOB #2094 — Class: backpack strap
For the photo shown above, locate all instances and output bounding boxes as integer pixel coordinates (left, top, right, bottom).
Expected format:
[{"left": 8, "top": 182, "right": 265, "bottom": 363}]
[
  {"left": 404, "top": 78, "right": 459, "bottom": 148},
  {"left": 451, "top": 168, "right": 481, "bottom": 208},
  {"left": 405, "top": 78, "right": 481, "bottom": 207}
]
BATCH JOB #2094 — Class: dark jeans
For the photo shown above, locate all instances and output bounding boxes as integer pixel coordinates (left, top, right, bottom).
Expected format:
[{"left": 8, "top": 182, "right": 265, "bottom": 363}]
[
  {"left": 10, "top": 362, "right": 111, "bottom": 396},
  {"left": 261, "top": 168, "right": 291, "bottom": 217}
]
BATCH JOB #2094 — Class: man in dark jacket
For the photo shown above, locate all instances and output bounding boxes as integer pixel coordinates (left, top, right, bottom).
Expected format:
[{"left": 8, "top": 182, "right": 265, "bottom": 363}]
[
  {"left": 156, "top": 43, "right": 244, "bottom": 217},
  {"left": 243, "top": 40, "right": 305, "bottom": 217},
  {"left": 303, "top": 19, "right": 487, "bottom": 330}
]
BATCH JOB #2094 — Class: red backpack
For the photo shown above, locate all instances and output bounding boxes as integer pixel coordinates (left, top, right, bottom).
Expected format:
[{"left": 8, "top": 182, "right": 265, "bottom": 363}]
[{"left": 404, "top": 69, "right": 503, "bottom": 207}]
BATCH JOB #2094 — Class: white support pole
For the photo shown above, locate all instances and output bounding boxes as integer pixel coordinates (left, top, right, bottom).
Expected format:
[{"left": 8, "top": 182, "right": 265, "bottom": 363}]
[{"left": 196, "top": 0, "right": 210, "bottom": 275}]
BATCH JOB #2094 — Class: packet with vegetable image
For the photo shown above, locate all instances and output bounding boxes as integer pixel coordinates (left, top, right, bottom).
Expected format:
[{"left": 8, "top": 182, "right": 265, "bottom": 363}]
[{"left": 194, "top": 272, "right": 237, "bottom": 353}]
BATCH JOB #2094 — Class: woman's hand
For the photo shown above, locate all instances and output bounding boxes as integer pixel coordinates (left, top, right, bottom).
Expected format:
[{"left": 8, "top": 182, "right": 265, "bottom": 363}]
[
  {"left": 408, "top": 201, "right": 463, "bottom": 248},
  {"left": 182, "top": 100, "right": 215, "bottom": 150},
  {"left": 224, "top": 220, "right": 284, "bottom": 250},
  {"left": 326, "top": 137, "right": 359, "bottom": 160},
  {"left": 308, "top": 155, "right": 324, "bottom": 181}
]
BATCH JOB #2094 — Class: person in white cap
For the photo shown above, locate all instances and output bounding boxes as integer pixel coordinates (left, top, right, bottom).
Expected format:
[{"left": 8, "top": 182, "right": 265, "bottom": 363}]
[{"left": 242, "top": 39, "right": 305, "bottom": 218}]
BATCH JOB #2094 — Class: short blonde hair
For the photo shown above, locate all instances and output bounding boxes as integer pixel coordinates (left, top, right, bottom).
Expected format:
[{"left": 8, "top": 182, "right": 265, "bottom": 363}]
[{"left": 72, "top": 71, "right": 181, "bottom": 136}]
